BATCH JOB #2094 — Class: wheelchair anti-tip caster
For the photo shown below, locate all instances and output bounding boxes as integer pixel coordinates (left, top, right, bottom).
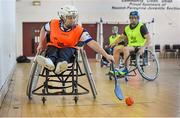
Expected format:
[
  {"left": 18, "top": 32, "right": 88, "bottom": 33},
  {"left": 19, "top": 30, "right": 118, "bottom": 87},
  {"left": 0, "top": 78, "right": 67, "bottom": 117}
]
[
  {"left": 42, "top": 97, "right": 46, "bottom": 104},
  {"left": 125, "top": 76, "right": 129, "bottom": 82},
  {"left": 74, "top": 96, "right": 78, "bottom": 104}
]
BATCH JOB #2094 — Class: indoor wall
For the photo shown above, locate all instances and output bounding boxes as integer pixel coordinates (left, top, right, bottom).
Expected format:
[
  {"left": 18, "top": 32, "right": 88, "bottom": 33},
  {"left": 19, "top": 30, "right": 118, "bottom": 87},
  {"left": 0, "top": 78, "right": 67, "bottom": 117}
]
[{"left": 16, "top": 0, "right": 180, "bottom": 56}]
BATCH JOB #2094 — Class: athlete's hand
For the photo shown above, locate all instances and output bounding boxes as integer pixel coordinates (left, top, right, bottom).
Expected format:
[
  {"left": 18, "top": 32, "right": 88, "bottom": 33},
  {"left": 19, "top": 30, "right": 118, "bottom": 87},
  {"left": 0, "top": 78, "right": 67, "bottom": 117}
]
[
  {"left": 138, "top": 47, "right": 145, "bottom": 54},
  {"left": 37, "top": 44, "right": 43, "bottom": 54},
  {"left": 105, "top": 54, "right": 114, "bottom": 63}
]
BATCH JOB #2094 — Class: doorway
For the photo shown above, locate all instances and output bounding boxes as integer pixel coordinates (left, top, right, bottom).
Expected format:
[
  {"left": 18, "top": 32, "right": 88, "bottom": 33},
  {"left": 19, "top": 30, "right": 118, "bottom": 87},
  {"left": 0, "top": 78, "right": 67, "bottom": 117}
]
[{"left": 23, "top": 22, "right": 46, "bottom": 56}]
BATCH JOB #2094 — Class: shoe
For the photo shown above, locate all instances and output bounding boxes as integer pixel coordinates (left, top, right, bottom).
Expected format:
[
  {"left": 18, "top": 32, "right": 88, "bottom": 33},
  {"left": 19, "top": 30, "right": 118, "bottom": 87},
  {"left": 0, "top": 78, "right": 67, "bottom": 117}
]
[
  {"left": 110, "top": 68, "right": 128, "bottom": 76},
  {"left": 109, "top": 68, "right": 121, "bottom": 76},
  {"left": 118, "top": 68, "right": 128, "bottom": 75},
  {"left": 36, "top": 55, "right": 55, "bottom": 70},
  {"left": 55, "top": 61, "right": 68, "bottom": 74}
]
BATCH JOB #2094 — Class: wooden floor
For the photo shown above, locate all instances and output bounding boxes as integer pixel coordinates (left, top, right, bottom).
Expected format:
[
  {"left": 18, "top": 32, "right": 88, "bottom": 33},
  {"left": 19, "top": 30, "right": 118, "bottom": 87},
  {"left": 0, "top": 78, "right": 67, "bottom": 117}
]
[{"left": 0, "top": 58, "right": 180, "bottom": 117}]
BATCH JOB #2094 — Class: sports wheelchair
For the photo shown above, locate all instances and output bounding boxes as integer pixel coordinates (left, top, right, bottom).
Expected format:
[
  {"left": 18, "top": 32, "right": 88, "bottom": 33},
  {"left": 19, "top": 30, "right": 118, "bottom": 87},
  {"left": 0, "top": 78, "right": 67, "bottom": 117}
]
[
  {"left": 26, "top": 48, "right": 97, "bottom": 104},
  {"left": 109, "top": 47, "right": 160, "bottom": 81}
]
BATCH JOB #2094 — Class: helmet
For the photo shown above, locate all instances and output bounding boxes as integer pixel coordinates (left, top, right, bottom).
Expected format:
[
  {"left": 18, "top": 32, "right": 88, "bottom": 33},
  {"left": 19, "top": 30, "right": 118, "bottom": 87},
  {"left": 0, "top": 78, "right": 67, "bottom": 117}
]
[
  {"left": 112, "top": 26, "right": 118, "bottom": 34},
  {"left": 129, "top": 11, "right": 139, "bottom": 19},
  {"left": 58, "top": 5, "right": 78, "bottom": 24}
]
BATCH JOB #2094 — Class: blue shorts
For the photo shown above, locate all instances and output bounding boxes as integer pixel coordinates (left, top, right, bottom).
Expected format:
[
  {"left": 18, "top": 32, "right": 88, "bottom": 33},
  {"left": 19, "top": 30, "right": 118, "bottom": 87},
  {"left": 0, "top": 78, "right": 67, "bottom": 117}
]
[{"left": 46, "top": 46, "right": 76, "bottom": 65}]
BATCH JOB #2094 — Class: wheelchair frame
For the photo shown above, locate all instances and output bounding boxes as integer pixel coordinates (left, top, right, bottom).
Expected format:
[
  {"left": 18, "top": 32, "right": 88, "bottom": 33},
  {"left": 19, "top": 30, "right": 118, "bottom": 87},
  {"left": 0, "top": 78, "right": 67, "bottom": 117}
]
[
  {"left": 26, "top": 48, "right": 97, "bottom": 104},
  {"left": 109, "top": 48, "right": 160, "bottom": 81}
]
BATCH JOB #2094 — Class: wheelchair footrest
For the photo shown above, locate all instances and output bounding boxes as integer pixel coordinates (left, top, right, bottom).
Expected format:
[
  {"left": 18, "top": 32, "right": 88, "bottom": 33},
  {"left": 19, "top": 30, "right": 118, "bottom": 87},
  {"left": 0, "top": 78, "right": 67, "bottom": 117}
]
[
  {"left": 47, "top": 85, "right": 72, "bottom": 89},
  {"left": 34, "top": 90, "right": 89, "bottom": 96},
  {"left": 32, "top": 83, "right": 90, "bottom": 96},
  {"left": 33, "top": 90, "right": 89, "bottom": 96}
]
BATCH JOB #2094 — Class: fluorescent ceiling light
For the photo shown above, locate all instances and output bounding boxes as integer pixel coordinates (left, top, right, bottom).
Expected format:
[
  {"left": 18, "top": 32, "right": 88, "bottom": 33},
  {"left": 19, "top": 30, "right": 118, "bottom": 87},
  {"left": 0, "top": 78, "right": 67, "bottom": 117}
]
[{"left": 32, "top": 0, "right": 41, "bottom": 6}]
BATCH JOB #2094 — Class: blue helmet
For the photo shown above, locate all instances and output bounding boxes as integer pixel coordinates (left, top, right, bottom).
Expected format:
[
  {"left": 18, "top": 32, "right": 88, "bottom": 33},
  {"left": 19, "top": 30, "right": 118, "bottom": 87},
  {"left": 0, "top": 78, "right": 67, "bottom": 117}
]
[{"left": 129, "top": 11, "right": 139, "bottom": 19}]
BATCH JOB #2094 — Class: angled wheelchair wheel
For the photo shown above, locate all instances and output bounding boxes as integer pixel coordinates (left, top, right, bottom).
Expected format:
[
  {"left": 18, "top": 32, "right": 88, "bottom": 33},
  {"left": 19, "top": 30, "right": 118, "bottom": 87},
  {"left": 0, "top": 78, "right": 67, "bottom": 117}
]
[
  {"left": 136, "top": 49, "right": 159, "bottom": 81},
  {"left": 80, "top": 49, "right": 97, "bottom": 99},
  {"left": 26, "top": 60, "right": 42, "bottom": 100}
]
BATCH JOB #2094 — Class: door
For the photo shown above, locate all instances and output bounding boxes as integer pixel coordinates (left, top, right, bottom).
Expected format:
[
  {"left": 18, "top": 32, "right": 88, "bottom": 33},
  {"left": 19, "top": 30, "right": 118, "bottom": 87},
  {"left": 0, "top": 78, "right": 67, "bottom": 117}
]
[{"left": 23, "top": 22, "right": 46, "bottom": 56}]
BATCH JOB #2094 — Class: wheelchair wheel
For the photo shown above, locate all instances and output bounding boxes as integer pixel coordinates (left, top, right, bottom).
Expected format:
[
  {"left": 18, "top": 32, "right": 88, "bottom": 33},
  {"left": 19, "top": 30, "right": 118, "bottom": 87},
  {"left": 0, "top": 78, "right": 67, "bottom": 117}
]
[
  {"left": 136, "top": 49, "right": 159, "bottom": 81},
  {"left": 80, "top": 49, "right": 97, "bottom": 99},
  {"left": 26, "top": 61, "right": 42, "bottom": 100}
]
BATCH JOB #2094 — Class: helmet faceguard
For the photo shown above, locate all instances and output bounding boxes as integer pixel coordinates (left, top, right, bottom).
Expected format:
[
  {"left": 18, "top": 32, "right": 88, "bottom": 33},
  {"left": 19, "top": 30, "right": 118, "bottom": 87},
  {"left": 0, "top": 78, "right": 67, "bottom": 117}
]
[
  {"left": 112, "top": 26, "right": 118, "bottom": 34},
  {"left": 58, "top": 5, "right": 78, "bottom": 28}
]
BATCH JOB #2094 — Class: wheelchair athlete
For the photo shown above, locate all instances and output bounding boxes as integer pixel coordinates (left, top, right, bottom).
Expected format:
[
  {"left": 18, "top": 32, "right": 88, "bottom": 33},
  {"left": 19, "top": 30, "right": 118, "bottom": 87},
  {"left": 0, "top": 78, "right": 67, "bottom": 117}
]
[
  {"left": 36, "top": 5, "right": 114, "bottom": 74},
  {"left": 101, "top": 26, "right": 126, "bottom": 66},
  {"left": 110, "top": 11, "right": 151, "bottom": 75}
]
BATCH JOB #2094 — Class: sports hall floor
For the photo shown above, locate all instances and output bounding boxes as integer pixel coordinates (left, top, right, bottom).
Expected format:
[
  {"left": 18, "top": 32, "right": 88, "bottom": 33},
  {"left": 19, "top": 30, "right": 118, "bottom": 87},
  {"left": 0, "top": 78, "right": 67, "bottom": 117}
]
[{"left": 0, "top": 58, "right": 180, "bottom": 117}]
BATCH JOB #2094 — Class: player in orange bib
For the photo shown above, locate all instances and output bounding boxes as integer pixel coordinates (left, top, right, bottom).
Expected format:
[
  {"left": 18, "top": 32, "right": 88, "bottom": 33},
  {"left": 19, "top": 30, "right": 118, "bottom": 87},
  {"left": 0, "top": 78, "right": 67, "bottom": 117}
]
[{"left": 36, "top": 5, "right": 114, "bottom": 74}]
